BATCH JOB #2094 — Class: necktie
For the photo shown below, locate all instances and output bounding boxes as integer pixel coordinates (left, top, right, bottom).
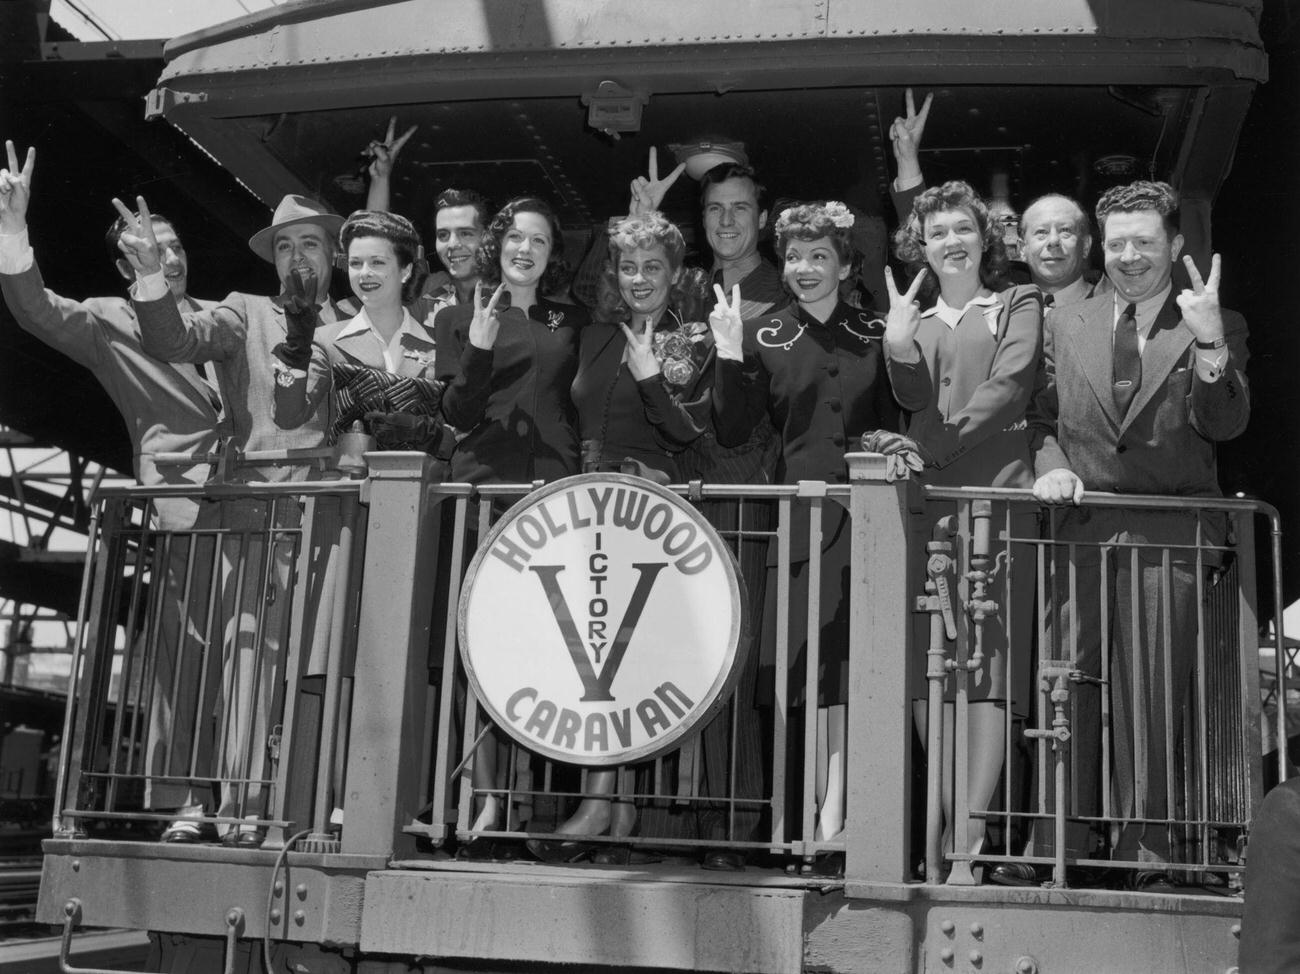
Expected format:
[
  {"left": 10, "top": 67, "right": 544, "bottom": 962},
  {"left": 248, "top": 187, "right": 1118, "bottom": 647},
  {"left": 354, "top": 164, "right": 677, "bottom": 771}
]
[
  {"left": 710, "top": 269, "right": 725, "bottom": 294},
  {"left": 1043, "top": 293, "right": 1055, "bottom": 309},
  {"left": 1112, "top": 302, "right": 1140, "bottom": 415},
  {"left": 194, "top": 361, "right": 223, "bottom": 417}
]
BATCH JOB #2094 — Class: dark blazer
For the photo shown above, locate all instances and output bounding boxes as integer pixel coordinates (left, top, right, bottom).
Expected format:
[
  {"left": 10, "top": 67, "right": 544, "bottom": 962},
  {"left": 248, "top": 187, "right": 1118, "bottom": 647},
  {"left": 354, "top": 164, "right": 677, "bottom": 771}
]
[
  {"left": 714, "top": 300, "right": 899, "bottom": 486},
  {"left": 886, "top": 285, "right": 1042, "bottom": 489},
  {"left": 435, "top": 297, "right": 584, "bottom": 484},
  {"left": 571, "top": 317, "right": 712, "bottom": 481},
  {"left": 1028, "top": 290, "right": 1249, "bottom": 548}
]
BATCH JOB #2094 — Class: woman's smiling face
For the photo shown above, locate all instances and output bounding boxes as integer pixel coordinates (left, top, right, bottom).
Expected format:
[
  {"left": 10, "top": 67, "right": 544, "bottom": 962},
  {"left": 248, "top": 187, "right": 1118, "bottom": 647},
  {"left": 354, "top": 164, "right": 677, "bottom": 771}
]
[
  {"left": 923, "top": 207, "right": 984, "bottom": 282},
  {"left": 617, "top": 243, "right": 679, "bottom": 317},
  {"left": 500, "top": 210, "right": 553, "bottom": 289},
  {"left": 782, "top": 235, "right": 848, "bottom": 306},
  {"left": 347, "top": 235, "right": 406, "bottom": 310}
]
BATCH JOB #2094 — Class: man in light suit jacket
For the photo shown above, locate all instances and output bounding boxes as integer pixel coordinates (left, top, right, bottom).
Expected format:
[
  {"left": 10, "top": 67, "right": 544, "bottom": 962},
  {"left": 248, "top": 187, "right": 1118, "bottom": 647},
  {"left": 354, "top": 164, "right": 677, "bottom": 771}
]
[
  {"left": 1028, "top": 180, "right": 1249, "bottom": 889},
  {"left": 118, "top": 191, "right": 348, "bottom": 847},
  {"left": 0, "top": 141, "right": 228, "bottom": 837}
]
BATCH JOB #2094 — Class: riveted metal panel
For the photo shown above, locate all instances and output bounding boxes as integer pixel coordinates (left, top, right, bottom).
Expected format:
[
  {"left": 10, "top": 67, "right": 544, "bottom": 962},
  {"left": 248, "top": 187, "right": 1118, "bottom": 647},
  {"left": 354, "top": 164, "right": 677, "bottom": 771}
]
[
  {"left": 359, "top": 869, "right": 806, "bottom": 973},
  {"left": 917, "top": 900, "right": 1243, "bottom": 974},
  {"left": 35, "top": 844, "right": 377, "bottom": 944}
]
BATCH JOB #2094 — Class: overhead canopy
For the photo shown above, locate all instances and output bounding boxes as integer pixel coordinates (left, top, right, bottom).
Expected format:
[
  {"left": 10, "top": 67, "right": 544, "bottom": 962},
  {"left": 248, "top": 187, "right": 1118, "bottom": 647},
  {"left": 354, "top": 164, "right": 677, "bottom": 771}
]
[{"left": 142, "top": 0, "right": 1266, "bottom": 252}]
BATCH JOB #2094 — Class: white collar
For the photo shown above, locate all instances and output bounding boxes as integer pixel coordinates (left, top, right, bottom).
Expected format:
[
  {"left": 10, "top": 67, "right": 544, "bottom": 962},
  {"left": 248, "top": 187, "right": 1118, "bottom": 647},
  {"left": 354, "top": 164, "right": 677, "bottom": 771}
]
[
  {"left": 922, "top": 291, "right": 999, "bottom": 328},
  {"left": 337, "top": 306, "right": 420, "bottom": 342},
  {"left": 1113, "top": 283, "right": 1172, "bottom": 324}
]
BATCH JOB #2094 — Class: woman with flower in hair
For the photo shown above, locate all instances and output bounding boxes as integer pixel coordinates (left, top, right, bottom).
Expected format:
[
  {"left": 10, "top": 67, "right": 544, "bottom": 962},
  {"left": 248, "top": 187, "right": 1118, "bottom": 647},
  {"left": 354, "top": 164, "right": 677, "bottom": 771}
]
[
  {"left": 434, "top": 197, "right": 587, "bottom": 853},
  {"left": 525, "top": 209, "right": 712, "bottom": 864},
  {"left": 885, "top": 179, "right": 1041, "bottom": 882},
  {"left": 710, "top": 200, "right": 900, "bottom": 873},
  {"left": 435, "top": 196, "right": 585, "bottom": 484}
]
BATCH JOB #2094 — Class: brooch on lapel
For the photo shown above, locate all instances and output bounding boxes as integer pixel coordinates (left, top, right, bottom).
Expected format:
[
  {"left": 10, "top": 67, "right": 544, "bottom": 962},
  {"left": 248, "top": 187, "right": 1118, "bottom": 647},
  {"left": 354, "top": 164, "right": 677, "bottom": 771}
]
[
  {"left": 756, "top": 317, "right": 805, "bottom": 351},
  {"left": 546, "top": 310, "right": 566, "bottom": 331}
]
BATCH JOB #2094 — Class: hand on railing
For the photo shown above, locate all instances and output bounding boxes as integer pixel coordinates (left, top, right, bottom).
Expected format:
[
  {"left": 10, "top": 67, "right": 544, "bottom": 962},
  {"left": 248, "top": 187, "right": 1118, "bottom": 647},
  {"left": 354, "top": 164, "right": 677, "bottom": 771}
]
[
  {"left": 1032, "top": 467, "right": 1084, "bottom": 505},
  {"left": 861, "top": 429, "right": 932, "bottom": 481}
]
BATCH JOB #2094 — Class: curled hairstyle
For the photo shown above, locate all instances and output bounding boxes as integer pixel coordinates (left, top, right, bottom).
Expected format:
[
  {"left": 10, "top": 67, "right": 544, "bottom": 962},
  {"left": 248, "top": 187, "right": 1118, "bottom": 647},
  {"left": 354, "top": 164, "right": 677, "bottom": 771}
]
[
  {"left": 474, "top": 196, "right": 568, "bottom": 296},
  {"left": 434, "top": 188, "right": 494, "bottom": 230},
  {"left": 893, "top": 180, "right": 1009, "bottom": 289},
  {"left": 773, "top": 201, "right": 856, "bottom": 264},
  {"left": 106, "top": 212, "right": 178, "bottom": 266},
  {"left": 1095, "top": 180, "right": 1180, "bottom": 237},
  {"left": 340, "top": 210, "right": 424, "bottom": 303},
  {"left": 595, "top": 211, "right": 708, "bottom": 323}
]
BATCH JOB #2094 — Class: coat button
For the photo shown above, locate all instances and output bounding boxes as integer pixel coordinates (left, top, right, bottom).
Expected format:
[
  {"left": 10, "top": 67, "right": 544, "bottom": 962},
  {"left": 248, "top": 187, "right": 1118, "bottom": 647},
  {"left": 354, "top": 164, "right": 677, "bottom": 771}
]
[
  {"left": 829, "top": 399, "right": 842, "bottom": 413},
  {"left": 1117, "top": 444, "right": 1127, "bottom": 454},
  {"left": 941, "top": 377, "right": 952, "bottom": 386},
  {"left": 827, "top": 366, "right": 839, "bottom": 377},
  {"left": 832, "top": 434, "right": 844, "bottom": 446}
]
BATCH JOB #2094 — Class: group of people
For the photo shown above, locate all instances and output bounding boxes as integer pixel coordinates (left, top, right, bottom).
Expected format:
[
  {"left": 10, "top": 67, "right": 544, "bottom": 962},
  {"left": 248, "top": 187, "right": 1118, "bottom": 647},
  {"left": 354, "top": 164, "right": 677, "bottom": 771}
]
[{"left": 0, "top": 86, "right": 1250, "bottom": 888}]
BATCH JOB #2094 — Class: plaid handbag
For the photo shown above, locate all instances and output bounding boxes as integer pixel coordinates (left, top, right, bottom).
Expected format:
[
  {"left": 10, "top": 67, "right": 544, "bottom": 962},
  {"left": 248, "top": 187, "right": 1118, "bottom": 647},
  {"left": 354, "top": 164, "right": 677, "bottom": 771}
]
[{"left": 330, "top": 363, "right": 446, "bottom": 448}]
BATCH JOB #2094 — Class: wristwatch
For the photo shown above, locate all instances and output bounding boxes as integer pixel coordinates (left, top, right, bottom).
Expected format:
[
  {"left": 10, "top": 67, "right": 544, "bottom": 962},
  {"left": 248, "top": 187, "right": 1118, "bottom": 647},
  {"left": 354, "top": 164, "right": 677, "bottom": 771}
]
[{"left": 1195, "top": 336, "right": 1227, "bottom": 350}]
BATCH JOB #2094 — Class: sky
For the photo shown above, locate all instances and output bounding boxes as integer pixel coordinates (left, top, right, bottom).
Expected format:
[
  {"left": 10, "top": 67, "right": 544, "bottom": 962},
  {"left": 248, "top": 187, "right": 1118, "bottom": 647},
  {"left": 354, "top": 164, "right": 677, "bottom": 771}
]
[{"left": 50, "top": 0, "right": 283, "bottom": 42}]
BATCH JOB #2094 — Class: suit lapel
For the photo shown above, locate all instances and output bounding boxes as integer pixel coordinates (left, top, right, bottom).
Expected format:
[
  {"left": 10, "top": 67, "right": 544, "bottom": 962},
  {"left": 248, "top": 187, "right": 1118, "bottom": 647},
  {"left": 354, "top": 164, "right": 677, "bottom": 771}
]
[
  {"left": 1071, "top": 298, "right": 1122, "bottom": 428},
  {"left": 333, "top": 327, "right": 387, "bottom": 369},
  {"left": 1119, "top": 294, "right": 1193, "bottom": 434}
]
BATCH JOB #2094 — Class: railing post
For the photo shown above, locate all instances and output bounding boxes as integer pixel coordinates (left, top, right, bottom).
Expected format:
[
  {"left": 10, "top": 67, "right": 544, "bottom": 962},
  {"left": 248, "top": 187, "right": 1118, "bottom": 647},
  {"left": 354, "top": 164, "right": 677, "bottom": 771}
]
[
  {"left": 844, "top": 453, "right": 914, "bottom": 885},
  {"left": 340, "top": 452, "right": 439, "bottom": 858}
]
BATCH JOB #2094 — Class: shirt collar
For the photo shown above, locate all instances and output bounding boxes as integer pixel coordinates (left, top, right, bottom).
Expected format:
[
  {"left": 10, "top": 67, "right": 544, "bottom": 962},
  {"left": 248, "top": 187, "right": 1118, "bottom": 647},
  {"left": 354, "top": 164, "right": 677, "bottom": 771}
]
[
  {"left": 922, "top": 291, "right": 999, "bottom": 328},
  {"left": 338, "top": 307, "right": 420, "bottom": 342},
  {"left": 1113, "top": 283, "right": 1172, "bottom": 332},
  {"left": 1048, "top": 276, "right": 1090, "bottom": 307}
]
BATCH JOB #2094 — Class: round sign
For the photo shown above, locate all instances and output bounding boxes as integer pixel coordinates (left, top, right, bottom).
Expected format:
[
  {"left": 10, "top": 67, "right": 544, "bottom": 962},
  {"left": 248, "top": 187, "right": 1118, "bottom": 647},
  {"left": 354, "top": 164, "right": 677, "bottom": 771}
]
[{"left": 458, "top": 473, "right": 746, "bottom": 766}]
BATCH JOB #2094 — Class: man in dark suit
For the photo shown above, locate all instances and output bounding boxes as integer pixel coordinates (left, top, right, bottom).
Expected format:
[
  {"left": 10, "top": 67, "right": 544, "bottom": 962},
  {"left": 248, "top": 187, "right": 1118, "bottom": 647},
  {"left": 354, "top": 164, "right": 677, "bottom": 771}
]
[{"left": 1028, "top": 180, "right": 1249, "bottom": 888}]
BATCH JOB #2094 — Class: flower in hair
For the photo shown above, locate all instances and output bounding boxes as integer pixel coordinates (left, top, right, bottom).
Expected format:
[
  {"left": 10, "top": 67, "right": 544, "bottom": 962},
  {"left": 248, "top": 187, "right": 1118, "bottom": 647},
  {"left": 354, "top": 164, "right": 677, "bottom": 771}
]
[{"left": 822, "top": 201, "right": 855, "bottom": 228}]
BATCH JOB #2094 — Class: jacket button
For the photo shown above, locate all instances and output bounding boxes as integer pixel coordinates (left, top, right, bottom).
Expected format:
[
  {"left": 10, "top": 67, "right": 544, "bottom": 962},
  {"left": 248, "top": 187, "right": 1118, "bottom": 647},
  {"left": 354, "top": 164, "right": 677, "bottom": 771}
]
[
  {"left": 1117, "top": 444, "right": 1127, "bottom": 453},
  {"left": 941, "top": 377, "right": 952, "bottom": 386},
  {"left": 829, "top": 399, "right": 842, "bottom": 413},
  {"left": 832, "top": 434, "right": 844, "bottom": 446},
  {"left": 828, "top": 366, "right": 839, "bottom": 377}
]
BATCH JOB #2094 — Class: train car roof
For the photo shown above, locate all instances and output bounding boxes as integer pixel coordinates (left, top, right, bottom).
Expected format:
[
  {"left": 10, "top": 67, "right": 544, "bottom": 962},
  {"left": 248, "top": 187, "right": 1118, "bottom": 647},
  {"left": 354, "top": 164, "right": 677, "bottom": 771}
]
[{"left": 144, "top": 0, "right": 1267, "bottom": 237}]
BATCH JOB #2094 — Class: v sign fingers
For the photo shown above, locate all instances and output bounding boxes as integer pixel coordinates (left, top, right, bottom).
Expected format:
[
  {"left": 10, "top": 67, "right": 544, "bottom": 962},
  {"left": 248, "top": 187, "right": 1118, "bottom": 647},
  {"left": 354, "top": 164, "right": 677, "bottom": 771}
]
[
  {"left": 110, "top": 196, "right": 162, "bottom": 275},
  {"left": 709, "top": 283, "right": 745, "bottom": 361}
]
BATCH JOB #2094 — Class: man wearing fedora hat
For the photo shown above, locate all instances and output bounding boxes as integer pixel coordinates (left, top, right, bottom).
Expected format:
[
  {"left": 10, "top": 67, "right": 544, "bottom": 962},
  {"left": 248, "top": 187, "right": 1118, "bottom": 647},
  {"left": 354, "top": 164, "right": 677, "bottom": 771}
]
[{"left": 117, "top": 190, "right": 348, "bottom": 847}]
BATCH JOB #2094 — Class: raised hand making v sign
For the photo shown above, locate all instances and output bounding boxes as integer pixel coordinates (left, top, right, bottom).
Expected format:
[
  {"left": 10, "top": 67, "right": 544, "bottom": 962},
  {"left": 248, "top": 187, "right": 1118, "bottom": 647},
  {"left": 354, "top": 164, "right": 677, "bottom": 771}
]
[
  {"left": 467, "top": 279, "right": 507, "bottom": 350},
  {"left": 707, "top": 282, "right": 744, "bottom": 362},
  {"left": 889, "top": 89, "right": 933, "bottom": 188},
  {"left": 629, "top": 147, "right": 686, "bottom": 217},
  {"left": 881, "top": 266, "right": 928, "bottom": 362},
  {"left": 111, "top": 195, "right": 163, "bottom": 276},
  {"left": 0, "top": 141, "right": 35, "bottom": 234}
]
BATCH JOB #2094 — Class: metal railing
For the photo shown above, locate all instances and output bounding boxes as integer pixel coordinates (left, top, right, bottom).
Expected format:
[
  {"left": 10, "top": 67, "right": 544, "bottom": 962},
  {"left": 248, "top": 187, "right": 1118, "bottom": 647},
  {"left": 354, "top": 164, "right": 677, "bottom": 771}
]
[
  {"left": 54, "top": 478, "right": 365, "bottom": 851},
  {"left": 919, "top": 485, "right": 1282, "bottom": 889},
  {"left": 49, "top": 453, "right": 1284, "bottom": 893}
]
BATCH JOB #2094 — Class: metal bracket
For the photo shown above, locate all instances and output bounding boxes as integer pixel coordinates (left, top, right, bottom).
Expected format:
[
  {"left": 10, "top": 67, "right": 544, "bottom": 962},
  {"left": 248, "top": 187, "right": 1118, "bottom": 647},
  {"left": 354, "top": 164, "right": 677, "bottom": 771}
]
[
  {"left": 59, "top": 899, "right": 243, "bottom": 974},
  {"left": 144, "top": 86, "right": 208, "bottom": 120}
]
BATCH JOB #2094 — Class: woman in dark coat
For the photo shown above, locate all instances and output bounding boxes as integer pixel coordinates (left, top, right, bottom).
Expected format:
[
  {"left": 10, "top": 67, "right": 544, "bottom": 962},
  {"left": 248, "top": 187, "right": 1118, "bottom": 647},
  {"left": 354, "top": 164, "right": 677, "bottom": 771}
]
[
  {"left": 435, "top": 196, "right": 586, "bottom": 484},
  {"left": 434, "top": 197, "right": 586, "bottom": 847},
  {"left": 527, "top": 210, "right": 713, "bottom": 863},
  {"left": 710, "top": 201, "right": 900, "bottom": 860}
]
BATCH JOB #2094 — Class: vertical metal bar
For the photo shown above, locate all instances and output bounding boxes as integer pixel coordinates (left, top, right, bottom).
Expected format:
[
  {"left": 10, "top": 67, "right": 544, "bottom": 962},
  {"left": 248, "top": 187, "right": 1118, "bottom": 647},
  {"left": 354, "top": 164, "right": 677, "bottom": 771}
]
[
  {"left": 1035, "top": 523, "right": 1050, "bottom": 838},
  {"left": 1159, "top": 545, "right": 1176, "bottom": 865},
  {"left": 1194, "top": 520, "right": 1209, "bottom": 870},
  {"left": 1099, "top": 544, "right": 1112, "bottom": 836},
  {"left": 802, "top": 493, "right": 821, "bottom": 853},
  {"left": 770, "top": 493, "right": 792, "bottom": 847},
  {"left": 103, "top": 517, "right": 152, "bottom": 812},
  {"left": 53, "top": 502, "right": 105, "bottom": 834},
  {"left": 312, "top": 494, "right": 358, "bottom": 837},
  {"left": 128, "top": 530, "right": 173, "bottom": 781},
  {"left": 430, "top": 494, "right": 469, "bottom": 835},
  {"left": 189, "top": 519, "right": 225, "bottom": 777},
  {"left": 167, "top": 532, "right": 202, "bottom": 782},
  {"left": 214, "top": 521, "right": 252, "bottom": 815},
  {"left": 948, "top": 500, "right": 972, "bottom": 884}
]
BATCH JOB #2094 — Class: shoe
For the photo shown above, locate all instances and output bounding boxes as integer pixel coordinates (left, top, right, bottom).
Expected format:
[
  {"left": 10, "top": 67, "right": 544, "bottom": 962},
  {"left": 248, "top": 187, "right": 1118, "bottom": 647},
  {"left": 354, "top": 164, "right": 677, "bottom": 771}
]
[
  {"left": 701, "top": 850, "right": 746, "bottom": 872},
  {"left": 456, "top": 837, "right": 497, "bottom": 861},
  {"left": 591, "top": 846, "right": 631, "bottom": 865},
  {"left": 988, "top": 862, "right": 1043, "bottom": 887},
  {"left": 805, "top": 852, "right": 845, "bottom": 878},
  {"left": 526, "top": 837, "right": 596, "bottom": 863},
  {"left": 160, "top": 819, "right": 217, "bottom": 844},
  {"left": 1127, "top": 870, "right": 1178, "bottom": 893},
  {"left": 221, "top": 828, "right": 265, "bottom": 849}
]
